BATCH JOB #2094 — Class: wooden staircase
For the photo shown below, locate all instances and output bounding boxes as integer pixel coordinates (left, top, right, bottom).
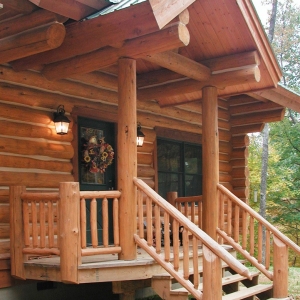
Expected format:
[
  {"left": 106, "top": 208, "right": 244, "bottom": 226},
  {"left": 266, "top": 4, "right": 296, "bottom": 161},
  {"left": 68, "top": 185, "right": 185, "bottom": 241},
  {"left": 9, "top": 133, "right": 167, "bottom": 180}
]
[{"left": 151, "top": 269, "right": 273, "bottom": 300}]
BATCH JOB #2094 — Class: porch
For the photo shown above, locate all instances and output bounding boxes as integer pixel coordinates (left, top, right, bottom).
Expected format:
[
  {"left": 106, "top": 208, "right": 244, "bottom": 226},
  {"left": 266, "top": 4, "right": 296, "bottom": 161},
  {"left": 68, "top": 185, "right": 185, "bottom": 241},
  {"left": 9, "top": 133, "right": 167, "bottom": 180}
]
[{"left": 10, "top": 179, "right": 300, "bottom": 299}]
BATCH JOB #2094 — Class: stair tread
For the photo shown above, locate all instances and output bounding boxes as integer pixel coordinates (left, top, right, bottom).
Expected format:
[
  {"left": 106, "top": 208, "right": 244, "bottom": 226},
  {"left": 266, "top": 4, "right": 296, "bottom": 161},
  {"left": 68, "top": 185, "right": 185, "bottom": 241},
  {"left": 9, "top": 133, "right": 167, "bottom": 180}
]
[{"left": 222, "top": 284, "right": 273, "bottom": 300}]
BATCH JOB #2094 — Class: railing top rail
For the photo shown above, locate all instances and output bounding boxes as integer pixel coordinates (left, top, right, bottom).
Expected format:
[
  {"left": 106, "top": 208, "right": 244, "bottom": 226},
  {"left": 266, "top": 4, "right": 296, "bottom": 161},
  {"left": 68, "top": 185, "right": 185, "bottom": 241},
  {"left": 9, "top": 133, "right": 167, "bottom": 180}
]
[
  {"left": 21, "top": 192, "right": 60, "bottom": 202},
  {"left": 175, "top": 195, "right": 202, "bottom": 203},
  {"left": 134, "top": 177, "right": 252, "bottom": 279},
  {"left": 80, "top": 190, "right": 121, "bottom": 198},
  {"left": 217, "top": 183, "right": 300, "bottom": 255}
]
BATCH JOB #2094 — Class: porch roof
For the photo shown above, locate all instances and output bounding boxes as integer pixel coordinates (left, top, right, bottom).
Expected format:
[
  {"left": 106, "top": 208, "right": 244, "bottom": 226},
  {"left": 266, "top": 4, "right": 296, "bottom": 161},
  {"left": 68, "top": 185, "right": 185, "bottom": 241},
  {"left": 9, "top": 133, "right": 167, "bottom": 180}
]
[{"left": 1, "top": 0, "right": 300, "bottom": 113}]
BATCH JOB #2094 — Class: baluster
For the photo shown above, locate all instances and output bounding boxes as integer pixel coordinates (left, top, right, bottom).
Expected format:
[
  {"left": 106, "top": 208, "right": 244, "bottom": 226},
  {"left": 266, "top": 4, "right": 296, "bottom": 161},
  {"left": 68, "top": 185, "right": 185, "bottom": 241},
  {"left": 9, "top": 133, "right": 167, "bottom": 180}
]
[
  {"left": 56, "top": 200, "right": 60, "bottom": 248},
  {"left": 164, "top": 212, "right": 170, "bottom": 262},
  {"left": 32, "top": 201, "right": 38, "bottom": 248},
  {"left": 146, "top": 197, "right": 153, "bottom": 246},
  {"left": 227, "top": 197, "right": 232, "bottom": 237},
  {"left": 137, "top": 190, "right": 144, "bottom": 238},
  {"left": 198, "top": 200, "right": 202, "bottom": 229},
  {"left": 242, "top": 210, "right": 248, "bottom": 250},
  {"left": 154, "top": 204, "right": 161, "bottom": 253},
  {"left": 23, "top": 200, "right": 30, "bottom": 247},
  {"left": 258, "top": 223, "right": 262, "bottom": 263},
  {"left": 40, "top": 201, "right": 46, "bottom": 248},
  {"left": 90, "top": 198, "right": 98, "bottom": 247},
  {"left": 250, "top": 216, "right": 254, "bottom": 256},
  {"left": 218, "top": 192, "right": 224, "bottom": 244},
  {"left": 191, "top": 202, "right": 195, "bottom": 223},
  {"left": 48, "top": 200, "right": 54, "bottom": 248},
  {"left": 265, "top": 230, "right": 271, "bottom": 270},
  {"left": 102, "top": 197, "right": 108, "bottom": 247},
  {"left": 113, "top": 197, "right": 119, "bottom": 246},
  {"left": 184, "top": 202, "right": 188, "bottom": 218},
  {"left": 183, "top": 228, "right": 189, "bottom": 280},
  {"left": 192, "top": 236, "right": 199, "bottom": 289},
  {"left": 234, "top": 204, "right": 239, "bottom": 243},
  {"left": 80, "top": 197, "right": 87, "bottom": 249},
  {"left": 173, "top": 219, "right": 180, "bottom": 271}
]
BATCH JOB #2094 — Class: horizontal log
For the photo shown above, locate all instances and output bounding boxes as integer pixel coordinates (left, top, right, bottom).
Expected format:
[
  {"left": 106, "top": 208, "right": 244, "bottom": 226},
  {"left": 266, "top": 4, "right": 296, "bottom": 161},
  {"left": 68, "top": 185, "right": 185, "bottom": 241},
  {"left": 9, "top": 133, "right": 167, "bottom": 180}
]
[
  {"left": 144, "top": 51, "right": 211, "bottom": 81},
  {"left": 231, "top": 109, "right": 285, "bottom": 126},
  {"left": 12, "top": 1, "right": 160, "bottom": 71},
  {"left": 229, "top": 94, "right": 261, "bottom": 106},
  {"left": 0, "top": 9, "right": 67, "bottom": 39},
  {"left": 0, "top": 119, "right": 73, "bottom": 142},
  {"left": 137, "top": 166, "right": 155, "bottom": 178},
  {"left": 138, "top": 66, "right": 260, "bottom": 101},
  {"left": 233, "top": 187, "right": 249, "bottom": 199},
  {"left": 0, "top": 155, "right": 73, "bottom": 173},
  {"left": 0, "top": 239, "right": 10, "bottom": 255},
  {"left": 231, "top": 178, "right": 250, "bottom": 188},
  {"left": 219, "top": 173, "right": 232, "bottom": 183},
  {"left": 81, "top": 246, "right": 122, "bottom": 256},
  {"left": 0, "top": 204, "right": 9, "bottom": 223},
  {"left": 0, "top": 190, "right": 9, "bottom": 204},
  {"left": 231, "top": 158, "right": 247, "bottom": 168},
  {"left": 1, "top": 0, "right": 37, "bottom": 13},
  {"left": 137, "top": 153, "right": 153, "bottom": 165},
  {"left": 219, "top": 130, "right": 231, "bottom": 142},
  {"left": 0, "top": 23, "right": 66, "bottom": 64},
  {"left": 230, "top": 100, "right": 282, "bottom": 116},
  {"left": 23, "top": 247, "right": 60, "bottom": 256},
  {"left": 0, "top": 171, "right": 73, "bottom": 188},
  {"left": 231, "top": 135, "right": 250, "bottom": 148},
  {"left": 219, "top": 162, "right": 232, "bottom": 173},
  {"left": 42, "top": 22, "right": 190, "bottom": 80},
  {"left": 231, "top": 148, "right": 248, "bottom": 160},
  {"left": 219, "top": 153, "right": 230, "bottom": 162},
  {"left": 80, "top": 190, "right": 121, "bottom": 199},
  {"left": 0, "top": 137, "right": 73, "bottom": 159},
  {"left": 219, "top": 141, "right": 232, "bottom": 155},
  {"left": 231, "top": 123, "right": 264, "bottom": 135},
  {"left": 0, "top": 225, "right": 9, "bottom": 239},
  {"left": 231, "top": 167, "right": 249, "bottom": 179},
  {"left": 202, "top": 50, "right": 260, "bottom": 73}
]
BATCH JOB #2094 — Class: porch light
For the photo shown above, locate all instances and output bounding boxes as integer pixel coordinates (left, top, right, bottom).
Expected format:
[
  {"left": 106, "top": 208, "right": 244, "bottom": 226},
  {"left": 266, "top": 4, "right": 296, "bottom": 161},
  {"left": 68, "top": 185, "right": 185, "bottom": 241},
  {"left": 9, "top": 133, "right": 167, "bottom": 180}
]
[
  {"left": 137, "top": 123, "right": 145, "bottom": 147},
  {"left": 53, "top": 105, "right": 70, "bottom": 135}
]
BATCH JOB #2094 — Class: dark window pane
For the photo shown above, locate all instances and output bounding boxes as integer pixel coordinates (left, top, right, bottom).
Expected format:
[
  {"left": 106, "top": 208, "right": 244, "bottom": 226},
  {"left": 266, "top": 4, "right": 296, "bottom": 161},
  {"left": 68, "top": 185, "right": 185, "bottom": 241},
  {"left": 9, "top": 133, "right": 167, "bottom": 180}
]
[
  {"left": 157, "top": 140, "right": 181, "bottom": 172},
  {"left": 158, "top": 173, "right": 182, "bottom": 199},
  {"left": 184, "top": 144, "right": 202, "bottom": 175},
  {"left": 185, "top": 174, "right": 202, "bottom": 196}
]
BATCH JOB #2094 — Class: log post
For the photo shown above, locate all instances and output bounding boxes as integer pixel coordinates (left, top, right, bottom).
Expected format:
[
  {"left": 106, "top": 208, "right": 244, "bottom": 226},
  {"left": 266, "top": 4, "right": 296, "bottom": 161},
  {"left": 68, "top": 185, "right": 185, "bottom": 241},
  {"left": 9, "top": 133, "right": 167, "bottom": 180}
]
[
  {"left": 59, "top": 182, "right": 81, "bottom": 284},
  {"left": 118, "top": 58, "right": 137, "bottom": 260},
  {"left": 202, "top": 86, "right": 219, "bottom": 240},
  {"left": 202, "top": 245, "right": 222, "bottom": 300},
  {"left": 273, "top": 236, "right": 288, "bottom": 298},
  {"left": 10, "top": 185, "right": 26, "bottom": 279}
]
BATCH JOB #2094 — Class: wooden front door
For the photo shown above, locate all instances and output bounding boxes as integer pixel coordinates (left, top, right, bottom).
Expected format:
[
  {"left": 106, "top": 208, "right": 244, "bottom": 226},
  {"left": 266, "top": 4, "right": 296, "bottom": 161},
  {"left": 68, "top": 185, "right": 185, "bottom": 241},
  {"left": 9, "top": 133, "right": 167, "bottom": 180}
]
[{"left": 78, "top": 117, "right": 115, "bottom": 245}]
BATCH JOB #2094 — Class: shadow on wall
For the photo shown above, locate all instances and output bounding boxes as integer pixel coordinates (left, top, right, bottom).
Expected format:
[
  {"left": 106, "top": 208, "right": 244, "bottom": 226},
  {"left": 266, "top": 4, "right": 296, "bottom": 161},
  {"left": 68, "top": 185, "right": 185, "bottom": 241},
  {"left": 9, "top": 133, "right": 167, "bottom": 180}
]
[{"left": 0, "top": 282, "right": 119, "bottom": 300}]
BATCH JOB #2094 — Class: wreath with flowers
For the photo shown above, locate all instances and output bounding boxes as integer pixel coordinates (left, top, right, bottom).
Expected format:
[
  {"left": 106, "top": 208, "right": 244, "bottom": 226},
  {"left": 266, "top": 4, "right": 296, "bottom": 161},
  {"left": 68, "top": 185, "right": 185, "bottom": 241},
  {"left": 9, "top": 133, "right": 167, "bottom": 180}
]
[{"left": 82, "top": 135, "right": 114, "bottom": 174}]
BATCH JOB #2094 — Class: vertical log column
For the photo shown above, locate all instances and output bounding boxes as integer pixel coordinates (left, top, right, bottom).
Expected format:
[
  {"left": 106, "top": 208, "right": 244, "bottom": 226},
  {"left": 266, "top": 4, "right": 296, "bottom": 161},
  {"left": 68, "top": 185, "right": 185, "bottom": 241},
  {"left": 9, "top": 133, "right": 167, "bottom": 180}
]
[
  {"left": 118, "top": 58, "right": 137, "bottom": 260},
  {"left": 59, "top": 182, "right": 81, "bottom": 284},
  {"left": 202, "top": 86, "right": 219, "bottom": 241}
]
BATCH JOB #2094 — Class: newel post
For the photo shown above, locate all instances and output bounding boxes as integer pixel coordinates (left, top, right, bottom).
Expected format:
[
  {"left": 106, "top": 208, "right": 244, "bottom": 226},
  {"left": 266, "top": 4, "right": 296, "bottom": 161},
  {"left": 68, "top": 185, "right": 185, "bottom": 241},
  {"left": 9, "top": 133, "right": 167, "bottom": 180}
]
[
  {"left": 273, "top": 236, "right": 288, "bottom": 298},
  {"left": 59, "top": 182, "right": 81, "bottom": 284},
  {"left": 202, "top": 86, "right": 219, "bottom": 240},
  {"left": 118, "top": 58, "right": 137, "bottom": 260},
  {"left": 10, "top": 185, "right": 26, "bottom": 279},
  {"left": 203, "top": 245, "right": 222, "bottom": 300}
]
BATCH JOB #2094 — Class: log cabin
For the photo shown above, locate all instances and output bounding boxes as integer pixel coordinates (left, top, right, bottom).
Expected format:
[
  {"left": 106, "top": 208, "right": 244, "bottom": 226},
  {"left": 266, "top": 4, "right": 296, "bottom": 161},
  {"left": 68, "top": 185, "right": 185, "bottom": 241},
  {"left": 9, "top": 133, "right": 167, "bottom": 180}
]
[{"left": 0, "top": 0, "right": 300, "bottom": 299}]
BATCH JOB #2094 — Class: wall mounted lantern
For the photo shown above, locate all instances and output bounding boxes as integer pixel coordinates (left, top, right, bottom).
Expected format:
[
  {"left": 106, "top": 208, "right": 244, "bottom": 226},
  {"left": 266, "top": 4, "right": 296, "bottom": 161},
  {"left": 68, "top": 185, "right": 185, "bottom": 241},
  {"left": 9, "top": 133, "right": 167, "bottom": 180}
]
[
  {"left": 137, "top": 123, "right": 145, "bottom": 147},
  {"left": 53, "top": 105, "right": 70, "bottom": 135}
]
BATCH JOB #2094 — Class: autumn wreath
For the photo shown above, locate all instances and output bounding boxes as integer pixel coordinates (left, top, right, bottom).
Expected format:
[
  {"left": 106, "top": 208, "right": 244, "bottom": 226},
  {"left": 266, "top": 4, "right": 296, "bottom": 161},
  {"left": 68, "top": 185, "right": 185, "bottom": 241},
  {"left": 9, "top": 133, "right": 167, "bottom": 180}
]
[{"left": 82, "top": 135, "right": 114, "bottom": 174}]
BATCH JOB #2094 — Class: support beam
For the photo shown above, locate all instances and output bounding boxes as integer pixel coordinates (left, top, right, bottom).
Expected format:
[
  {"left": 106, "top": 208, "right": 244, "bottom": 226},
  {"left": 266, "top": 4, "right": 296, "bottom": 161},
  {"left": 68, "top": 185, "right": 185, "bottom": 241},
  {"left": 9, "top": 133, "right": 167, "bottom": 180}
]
[
  {"left": 118, "top": 58, "right": 137, "bottom": 260},
  {"left": 144, "top": 50, "right": 211, "bottom": 81},
  {"left": 138, "top": 66, "right": 260, "bottom": 101},
  {"left": 42, "top": 22, "right": 189, "bottom": 80},
  {"left": 29, "top": 0, "right": 96, "bottom": 20},
  {"left": 202, "top": 86, "right": 219, "bottom": 241},
  {"left": 0, "top": 9, "right": 67, "bottom": 39},
  {"left": 0, "top": 23, "right": 66, "bottom": 64},
  {"left": 11, "top": 2, "right": 160, "bottom": 71},
  {"left": 1, "top": 0, "right": 37, "bottom": 13}
]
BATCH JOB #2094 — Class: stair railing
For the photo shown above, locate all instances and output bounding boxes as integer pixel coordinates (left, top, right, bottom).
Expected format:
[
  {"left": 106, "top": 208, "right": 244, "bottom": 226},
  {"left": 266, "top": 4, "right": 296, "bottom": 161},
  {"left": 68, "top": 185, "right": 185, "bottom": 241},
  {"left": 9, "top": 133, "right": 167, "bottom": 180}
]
[
  {"left": 217, "top": 183, "right": 300, "bottom": 298},
  {"left": 134, "top": 177, "right": 252, "bottom": 300}
]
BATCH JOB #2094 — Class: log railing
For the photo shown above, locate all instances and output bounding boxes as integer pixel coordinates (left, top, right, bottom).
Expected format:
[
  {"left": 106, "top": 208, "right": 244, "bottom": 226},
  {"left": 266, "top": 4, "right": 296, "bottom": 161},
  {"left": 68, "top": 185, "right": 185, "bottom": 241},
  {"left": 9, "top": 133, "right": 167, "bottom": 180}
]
[
  {"left": 10, "top": 182, "right": 121, "bottom": 283},
  {"left": 217, "top": 183, "right": 300, "bottom": 298},
  {"left": 134, "top": 177, "right": 252, "bottom": 300}
]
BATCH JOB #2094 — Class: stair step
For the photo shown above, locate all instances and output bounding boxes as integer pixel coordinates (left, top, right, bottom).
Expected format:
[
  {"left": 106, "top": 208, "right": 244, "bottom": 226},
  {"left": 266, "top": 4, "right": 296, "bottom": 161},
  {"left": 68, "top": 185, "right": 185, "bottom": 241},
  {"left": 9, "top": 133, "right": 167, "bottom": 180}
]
[{"left": 222, "top": 284, "right": 273, "bottom": 300}]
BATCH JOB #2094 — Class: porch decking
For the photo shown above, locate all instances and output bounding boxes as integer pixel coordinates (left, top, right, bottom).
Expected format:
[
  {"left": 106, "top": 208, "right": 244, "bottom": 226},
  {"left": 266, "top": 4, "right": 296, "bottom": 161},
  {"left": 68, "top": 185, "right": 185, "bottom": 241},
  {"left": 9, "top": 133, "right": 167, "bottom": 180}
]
[{"left": 22, "top": 244, "right": 213, "bottom": 283}]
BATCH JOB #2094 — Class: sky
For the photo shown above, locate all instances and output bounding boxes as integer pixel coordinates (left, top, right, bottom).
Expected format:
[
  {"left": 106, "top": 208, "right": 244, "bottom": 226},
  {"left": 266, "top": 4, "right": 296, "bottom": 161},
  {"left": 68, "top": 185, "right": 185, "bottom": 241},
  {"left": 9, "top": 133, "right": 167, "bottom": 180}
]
[{"left": 251, "top": 0, "right": 270, "bottom": 25}]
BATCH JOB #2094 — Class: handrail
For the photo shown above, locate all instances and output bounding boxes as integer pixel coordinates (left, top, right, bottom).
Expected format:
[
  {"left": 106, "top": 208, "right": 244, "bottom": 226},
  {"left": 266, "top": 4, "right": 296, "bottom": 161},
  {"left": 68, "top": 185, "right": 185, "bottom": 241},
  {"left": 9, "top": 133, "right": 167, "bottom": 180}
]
[
  {"left": 134, "top": 177, "right": 251, "bottom": 299},
  {"left": 217, "top": 184, "right": 300, "bottom": 255}
]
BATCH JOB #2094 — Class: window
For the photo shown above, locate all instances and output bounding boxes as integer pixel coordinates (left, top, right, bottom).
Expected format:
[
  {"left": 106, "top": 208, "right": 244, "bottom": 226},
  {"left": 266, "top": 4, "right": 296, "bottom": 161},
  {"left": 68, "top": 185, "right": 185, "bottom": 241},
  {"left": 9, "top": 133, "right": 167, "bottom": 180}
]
[{"left": 157, "top": 138, "right": 202, "bottom": 199}]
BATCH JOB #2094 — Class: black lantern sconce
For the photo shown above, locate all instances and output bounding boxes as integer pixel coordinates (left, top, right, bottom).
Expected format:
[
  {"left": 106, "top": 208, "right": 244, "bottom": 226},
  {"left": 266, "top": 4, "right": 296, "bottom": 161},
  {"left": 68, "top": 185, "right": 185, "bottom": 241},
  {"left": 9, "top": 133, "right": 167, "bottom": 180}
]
[
  {"left": 53, "top": 105, "right": 70, "bottom": 135},
  {"left": 137, "top": 123, "right": 145, "bottom": 147}
]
